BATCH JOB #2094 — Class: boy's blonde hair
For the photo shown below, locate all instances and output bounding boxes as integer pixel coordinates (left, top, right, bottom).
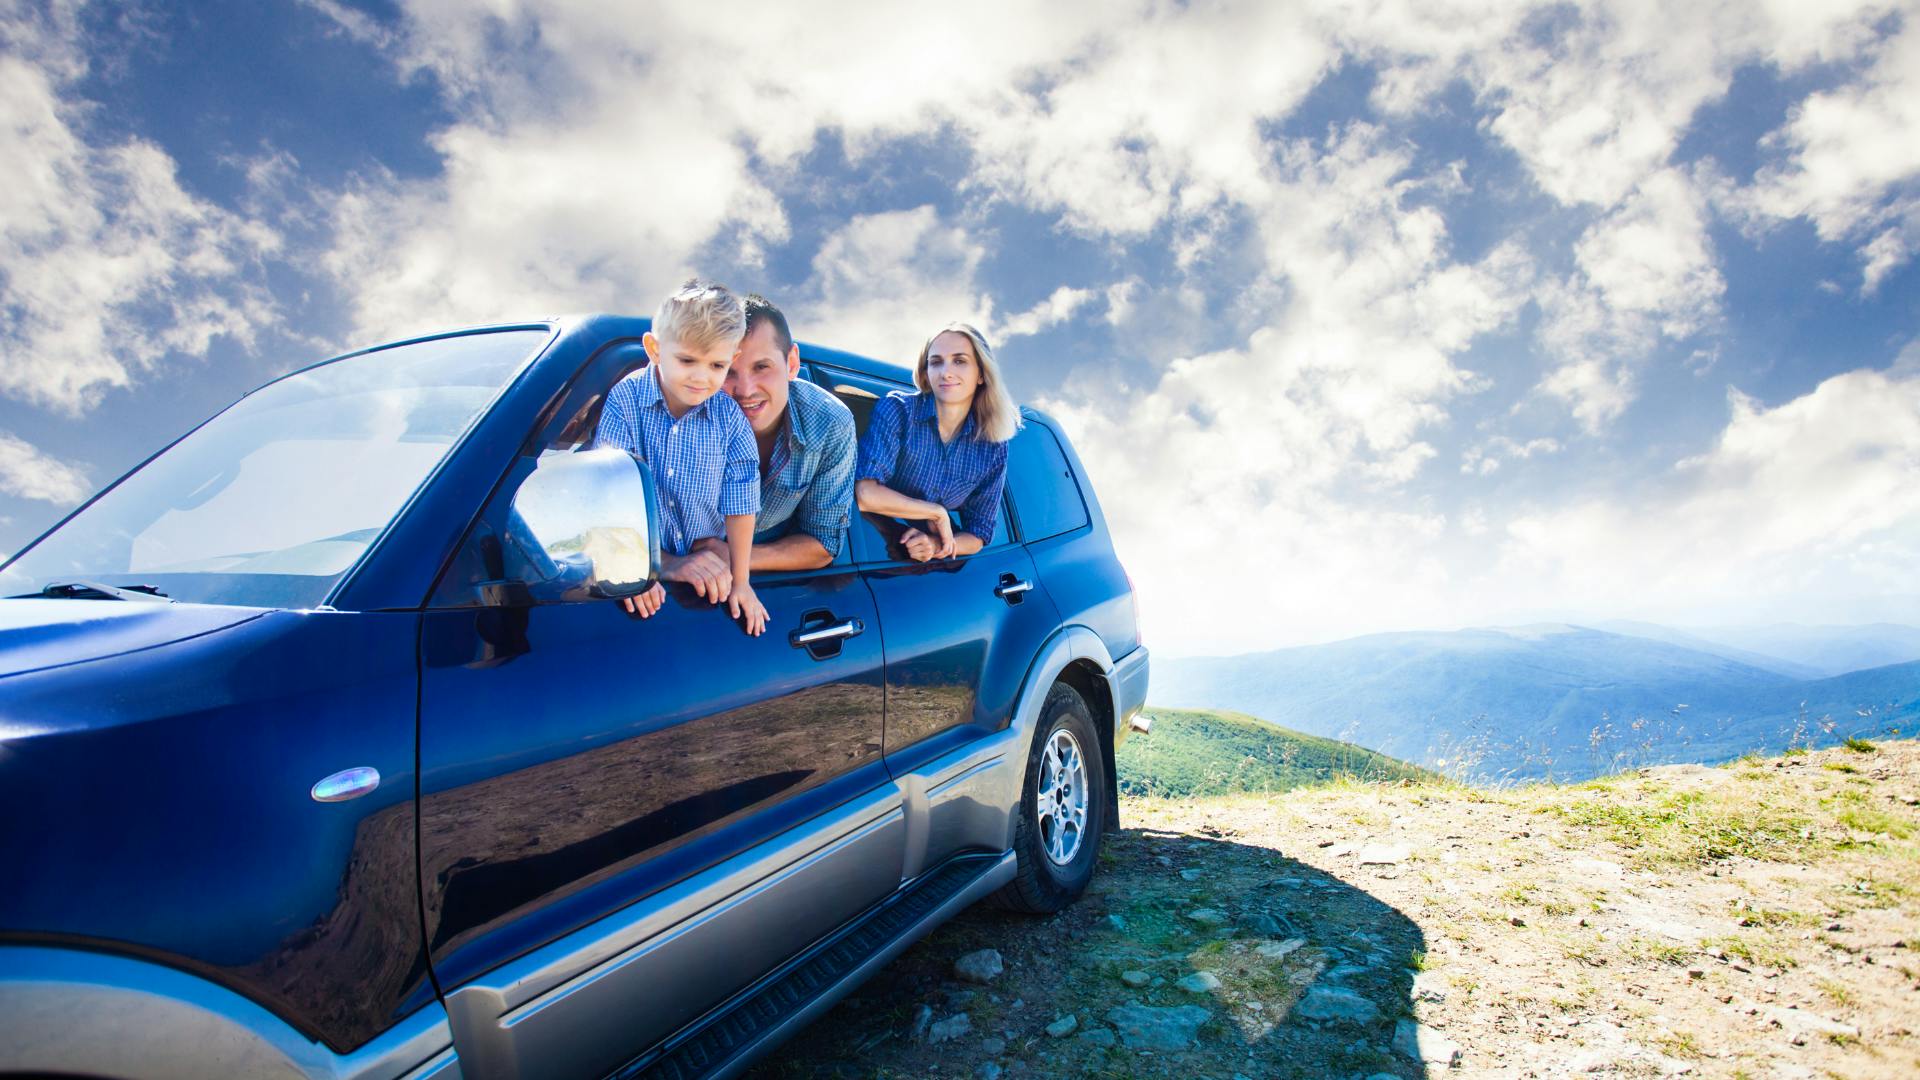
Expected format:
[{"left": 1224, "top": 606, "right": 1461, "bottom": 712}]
[
  {"left": 652, "top": 277, "right": 748, "bottom": 350},
  {"left": 916, "top": 323, "right": 1020, "bottom": 443}
]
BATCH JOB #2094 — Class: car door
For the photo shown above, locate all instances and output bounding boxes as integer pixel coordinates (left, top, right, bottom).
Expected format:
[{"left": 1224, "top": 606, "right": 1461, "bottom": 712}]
[
  {"left": 416, "top": 342, "right": 897, "bottom": 1079},
  {"left": 813, "top": 367, "right": 1063, "bottom": 868}
]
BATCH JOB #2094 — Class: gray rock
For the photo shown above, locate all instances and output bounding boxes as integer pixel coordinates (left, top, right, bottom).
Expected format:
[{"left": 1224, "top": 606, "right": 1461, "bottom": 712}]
[
  {"left": 909, "top": 1004, "right": 933, "bottom": 1040},
  {"left": 1294, "top": 986, "right": 1379, "bottom": 1025},
  {"left": 1045, "top": 1014, "right": 1078, "bottom": 1038},
  {"left": 1107, "top": 913, "right": 1128, "bottom": 932},
  {"left": 1119, "top": 969, "right": 1151, "bottom": 988},
  {"left": 1323, "top": 964, "right": 1370, "bottom": 982},
  {"left": 1356, "top": 844, "right": 1410, "bottom": 865},
  {"left": 1239, "top": 912, "right": 1286, "bottom": 936},
  {"left": 1105, "top": 1004, "right": 1213, "bottom": 1051},
  {"left": 1077, "top": 1026, "right": 1117, "bottom": 1049},
  {"left": 1176, "top": 970, "right": 1222, "bottom": 993},
  {"left": 1256, "top": 937, "right": 1307, "bottom": 960},
  {"left": 1179, "top": 868, "right": 1204, "bottom": 881},
  {"left": 978, "top": 1064, "right": 1002, "bottom": 1080},
  {"left": 1392, "top": 1018, "right": 1462, "bottom": 1067},
  {"left": 928, "top": 1013, "right": 972, "bottom": 1044},
  {"left": 954, "top": 949, "right": 1004, "bottom": 984},
  {"left": 980, "top": 1036, "right": 1006, "bottom": 1056},
  {"left": 1185, "top": 908, "right": 1229, "bottom": 927}
]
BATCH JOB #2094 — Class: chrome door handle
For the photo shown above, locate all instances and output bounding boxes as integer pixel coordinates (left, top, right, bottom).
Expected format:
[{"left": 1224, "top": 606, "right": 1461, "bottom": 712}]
[
  {"left": 790, "top": 619, "right": 863, "bottom": 647},
  {"left": 995, "top": 579, "right": 1034, "bottom": 597}
]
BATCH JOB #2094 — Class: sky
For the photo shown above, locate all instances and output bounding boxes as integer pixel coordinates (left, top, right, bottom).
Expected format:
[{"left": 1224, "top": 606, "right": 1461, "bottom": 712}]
[{"left": 1, "top": 0, "right": 1916, "bottom": 657}]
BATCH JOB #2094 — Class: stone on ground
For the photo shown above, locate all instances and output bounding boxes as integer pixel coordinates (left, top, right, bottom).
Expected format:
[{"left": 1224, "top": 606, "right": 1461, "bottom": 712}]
[
  {"left": 1119, "top": 969, "right": 1151, "bottom": 988},
  {"left": 927, "top": 1013, "right": 972, "bottom": 1044},
  {"left": 953, "top": 949, "right": 1003, "bottom": 984},
  {"left": 1105, "top": 1004, "right": 1213, "bottom": 1051},
  {"left": 1356, "top": 844, "right": 1410, "bottom": 865},
  {"left": 1256, "top": 937, "right": 1306, "bottom": 959},
  {"left": 1176, "top": 970, "right": 1222, "bottom": 993},
  {"left": 1185, "top": 907, "right": 1229, "bottom": 927},
  {"left": 1294, "top": 986, "right": 1380, "bottom": 1025},
  {"left": 1045, "top": 1014, "right": 1078, "bottom": 1038}
]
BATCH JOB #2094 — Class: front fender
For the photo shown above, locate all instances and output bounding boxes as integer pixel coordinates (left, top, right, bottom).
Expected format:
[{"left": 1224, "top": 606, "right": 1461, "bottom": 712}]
[{"left": 0, "top": 947, "right": 457, "bottom": 1080}]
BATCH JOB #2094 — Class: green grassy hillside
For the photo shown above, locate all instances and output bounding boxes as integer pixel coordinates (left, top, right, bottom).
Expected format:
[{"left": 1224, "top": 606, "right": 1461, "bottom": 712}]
[{"left": 1116, "top": 707, "right": 1439, "bottom": 797}]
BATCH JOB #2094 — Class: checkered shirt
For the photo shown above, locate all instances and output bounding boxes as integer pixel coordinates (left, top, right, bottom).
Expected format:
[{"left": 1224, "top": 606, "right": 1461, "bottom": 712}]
[
  {"left": 593, "top": 366, "right": 760, "bottom": 556},
  {"left": 753, "top": 378, "right": 856, "bottom": 557},
  {"left": 855, "top": 390, "right": 1008, "bottom": 540}
]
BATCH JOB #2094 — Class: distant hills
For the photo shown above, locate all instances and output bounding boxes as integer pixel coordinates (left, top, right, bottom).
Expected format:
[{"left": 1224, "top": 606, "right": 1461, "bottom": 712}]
[
  {"left": 1114, "top": 707, "right": 1439, "bottom": 797},
  {"left": 1153, "top": 622, "right": 1920, "bottom": 782}
]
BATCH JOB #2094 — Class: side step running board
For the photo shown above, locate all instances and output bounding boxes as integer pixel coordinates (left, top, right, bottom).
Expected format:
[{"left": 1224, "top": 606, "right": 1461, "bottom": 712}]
[{"left": 611, "top": 850, "right": 1015, "bottom": 1080}]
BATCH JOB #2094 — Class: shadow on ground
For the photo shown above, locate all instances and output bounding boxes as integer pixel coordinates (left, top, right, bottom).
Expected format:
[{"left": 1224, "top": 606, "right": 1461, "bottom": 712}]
[{"left": 744, "top": 821, "right": 1427, "bottom": 1079}]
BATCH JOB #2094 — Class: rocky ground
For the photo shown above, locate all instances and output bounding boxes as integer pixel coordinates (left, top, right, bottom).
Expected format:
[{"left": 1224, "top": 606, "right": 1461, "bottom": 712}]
[{"left": 743, "top": 739, "right": 1920, "bottom": 1079}]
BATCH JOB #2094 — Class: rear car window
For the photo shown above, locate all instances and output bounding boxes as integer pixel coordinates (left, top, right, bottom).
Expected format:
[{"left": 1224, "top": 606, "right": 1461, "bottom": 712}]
[{"left": 1006, "top": 422, "right": 1089, "bottom": 542}]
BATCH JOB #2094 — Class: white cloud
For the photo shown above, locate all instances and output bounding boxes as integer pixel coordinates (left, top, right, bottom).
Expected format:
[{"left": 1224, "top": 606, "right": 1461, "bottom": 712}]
[
  {"left": 0, "top": 1, "right": 279, "bottom": 413},
  {"left": 1497, "top": 362, "right": 1920, "bottom": 618},
  {"left": 1462, "top": 435, "right": 1562, "bottom": 475},
  {"left": 1040, "top": 129, "right": 1533, "bottom": 654},
  {"left": 798, "top": 207, "right": 991, "bottom": 363},
  {"left": 1744, "top": 14, "right": 1920, "bottom": 289},
  {"left": 0, "top": 432, "right": 87, "bottom": 505}
]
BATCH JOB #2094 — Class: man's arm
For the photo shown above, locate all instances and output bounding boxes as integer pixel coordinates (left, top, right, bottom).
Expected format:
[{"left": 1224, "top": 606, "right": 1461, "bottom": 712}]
[
  {"left": 750, "top": 532, "right": 832, "bottom": 572},
  {"left": 757, "top": 404, "right": 854, "bottom": 572}
]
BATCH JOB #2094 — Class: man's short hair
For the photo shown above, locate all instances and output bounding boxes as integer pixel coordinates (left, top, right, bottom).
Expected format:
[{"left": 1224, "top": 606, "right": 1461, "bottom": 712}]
[
  {"left": 743, "top": 293, "right": 793, "bottom": 355},
  {"left": 653, "top": 278, "right": 747, "bottom": 350}
]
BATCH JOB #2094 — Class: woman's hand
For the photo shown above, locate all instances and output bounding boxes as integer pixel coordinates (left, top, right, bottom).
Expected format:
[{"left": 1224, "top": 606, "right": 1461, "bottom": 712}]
[
  {"left": 926, "top": 513, "right": 955, "bottom": 559},
  {"left": 899, "top": 526, "right": 936, "bottom": 562},
  {"left": 621, "top": 581, "right": 666, "bottom": 618},
  {"left": 729, "top": 580, "right": 768, "bottom": 636}
]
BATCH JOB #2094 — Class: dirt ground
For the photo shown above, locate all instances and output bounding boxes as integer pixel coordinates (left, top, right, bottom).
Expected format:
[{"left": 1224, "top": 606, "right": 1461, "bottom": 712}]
[{"left": 743, "top": 739, "right": 1920, "bottom": 1079}]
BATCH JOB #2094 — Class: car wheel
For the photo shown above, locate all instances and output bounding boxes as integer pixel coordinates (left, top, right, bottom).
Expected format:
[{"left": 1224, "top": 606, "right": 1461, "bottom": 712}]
[{"left": 995, "top": 681, "right": 1106, "bottom": 914}]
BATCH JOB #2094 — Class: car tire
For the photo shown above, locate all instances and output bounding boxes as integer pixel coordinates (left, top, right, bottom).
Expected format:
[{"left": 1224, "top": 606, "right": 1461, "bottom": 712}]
[{"left": 994, "top": 682, "right": 1106, "bottom": 914}]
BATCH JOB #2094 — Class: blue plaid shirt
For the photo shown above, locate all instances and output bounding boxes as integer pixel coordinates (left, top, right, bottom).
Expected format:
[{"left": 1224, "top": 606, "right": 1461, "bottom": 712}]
[
  {"left": 856, "top": 390, "right": 1009, "bottom": 540},
  {"left": 593, "top": 367, "right": 760, "bottom": 556},
  {"left": 753, "top": 377, "right": 856, "bottom": 557}
]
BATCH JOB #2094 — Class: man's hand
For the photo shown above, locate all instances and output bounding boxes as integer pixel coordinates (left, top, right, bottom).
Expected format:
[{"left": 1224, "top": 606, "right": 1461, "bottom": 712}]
[
  {"left": 729, "top": 580, "right": 769, "bottom": 636},
  {"left": 620, "top": 581, "right": 666, "bottom": 618},
  {"left": 660, "top": 546, "right": 731, "bottom": 604},
  {"left": 899, "top": 526, "right": 936, "bottom": 562}
]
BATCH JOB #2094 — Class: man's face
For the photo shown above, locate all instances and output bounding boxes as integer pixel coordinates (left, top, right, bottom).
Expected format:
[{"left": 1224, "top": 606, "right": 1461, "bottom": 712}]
[
  {"left": 724, "top": 321, "right": 798, "bottom": 437},
  {"left": 646, "top": 331, "right": 736, "bottom": 415}
]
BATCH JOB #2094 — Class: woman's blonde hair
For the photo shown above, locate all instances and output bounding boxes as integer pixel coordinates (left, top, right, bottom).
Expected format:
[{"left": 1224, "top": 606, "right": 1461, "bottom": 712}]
[{"left": 915, "top": 323, "right": 1020, "bottom": 443}]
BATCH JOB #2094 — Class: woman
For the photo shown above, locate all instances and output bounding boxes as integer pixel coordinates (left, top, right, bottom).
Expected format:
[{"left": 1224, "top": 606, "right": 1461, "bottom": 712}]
[{"left": 855, "top": 323, "right": 1019, "bottom": 561}]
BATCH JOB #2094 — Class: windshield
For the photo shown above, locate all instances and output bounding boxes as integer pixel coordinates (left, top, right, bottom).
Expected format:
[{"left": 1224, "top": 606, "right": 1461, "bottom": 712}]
[{"left": 0, "top": 329, "right": 550, "bottom": 609}]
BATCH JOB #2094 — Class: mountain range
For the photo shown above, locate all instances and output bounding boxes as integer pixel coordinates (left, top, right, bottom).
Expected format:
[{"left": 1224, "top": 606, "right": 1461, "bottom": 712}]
[{"left": 1152, "top": 622, "right": 1920, "bottom": 782}]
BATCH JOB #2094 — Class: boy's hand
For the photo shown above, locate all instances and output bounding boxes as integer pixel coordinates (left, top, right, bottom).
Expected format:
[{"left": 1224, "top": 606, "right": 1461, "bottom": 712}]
[
  {"left": 729, "top": 581, "right": 768, "bottom": 636},
  {"left": 899, "top": 526, "right": 936, "bottom": 562},
  {"left": 620, "top": 581, "right": 666, "bottom": 619},
  {"left": 661, "top": 546, "right": 731, "bottom": 603}
]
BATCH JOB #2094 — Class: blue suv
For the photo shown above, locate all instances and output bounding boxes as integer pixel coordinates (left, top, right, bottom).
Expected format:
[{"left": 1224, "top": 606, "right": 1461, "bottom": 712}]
[{"left": 0, "top": 316, "right": 1149, "bottom": 1080}]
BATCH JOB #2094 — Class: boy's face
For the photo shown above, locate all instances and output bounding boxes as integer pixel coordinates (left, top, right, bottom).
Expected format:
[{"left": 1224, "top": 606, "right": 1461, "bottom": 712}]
[
  {"left": 645, "top": 331, "right": 738, "bottom": 415},
  {"left": 724, "top": 321, "right": 799, "bottom": 437}
]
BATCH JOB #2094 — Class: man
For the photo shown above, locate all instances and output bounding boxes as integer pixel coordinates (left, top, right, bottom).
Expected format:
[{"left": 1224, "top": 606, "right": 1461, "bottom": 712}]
[{"left": 676, "top": 294, "right": 856, "bottom": 585}]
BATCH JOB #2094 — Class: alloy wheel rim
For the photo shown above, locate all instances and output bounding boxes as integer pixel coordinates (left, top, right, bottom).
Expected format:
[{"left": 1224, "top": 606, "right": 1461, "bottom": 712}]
[{"left": 1036, "top": 728, "right": 1089, "bottom": 866}]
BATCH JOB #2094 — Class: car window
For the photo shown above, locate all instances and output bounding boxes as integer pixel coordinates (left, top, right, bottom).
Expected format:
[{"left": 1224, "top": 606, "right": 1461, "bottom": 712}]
[
  {"left": 1006, "top": 421, "right": 1089, "bottom": 542},
  {"left": 823, "top": 370, "right": 1010, "bottom": 564},
  {"left": 1, "top": 329, "right": 550, "bottom": 609}
]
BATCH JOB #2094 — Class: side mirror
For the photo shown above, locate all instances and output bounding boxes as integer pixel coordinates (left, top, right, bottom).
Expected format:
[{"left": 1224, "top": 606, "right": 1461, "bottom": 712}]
[{"left": 508, "top": 448, "right": 661, "bottom": 599}]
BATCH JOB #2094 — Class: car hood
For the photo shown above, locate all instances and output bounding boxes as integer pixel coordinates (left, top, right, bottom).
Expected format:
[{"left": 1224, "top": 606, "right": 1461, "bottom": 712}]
[{"left": 0, "top": 599, "right": 269, "bottom": 680}]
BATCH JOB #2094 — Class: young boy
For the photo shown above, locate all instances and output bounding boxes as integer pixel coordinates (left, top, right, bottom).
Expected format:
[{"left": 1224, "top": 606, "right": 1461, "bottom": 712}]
[{"left": 592, "top": 278, "right": 768, "bottom": 635}]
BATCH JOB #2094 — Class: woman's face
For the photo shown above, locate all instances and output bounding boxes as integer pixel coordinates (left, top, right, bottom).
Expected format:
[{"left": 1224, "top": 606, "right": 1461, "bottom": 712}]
[{"left": 924, "top": 331, "right": 983, "bottom": 406}]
